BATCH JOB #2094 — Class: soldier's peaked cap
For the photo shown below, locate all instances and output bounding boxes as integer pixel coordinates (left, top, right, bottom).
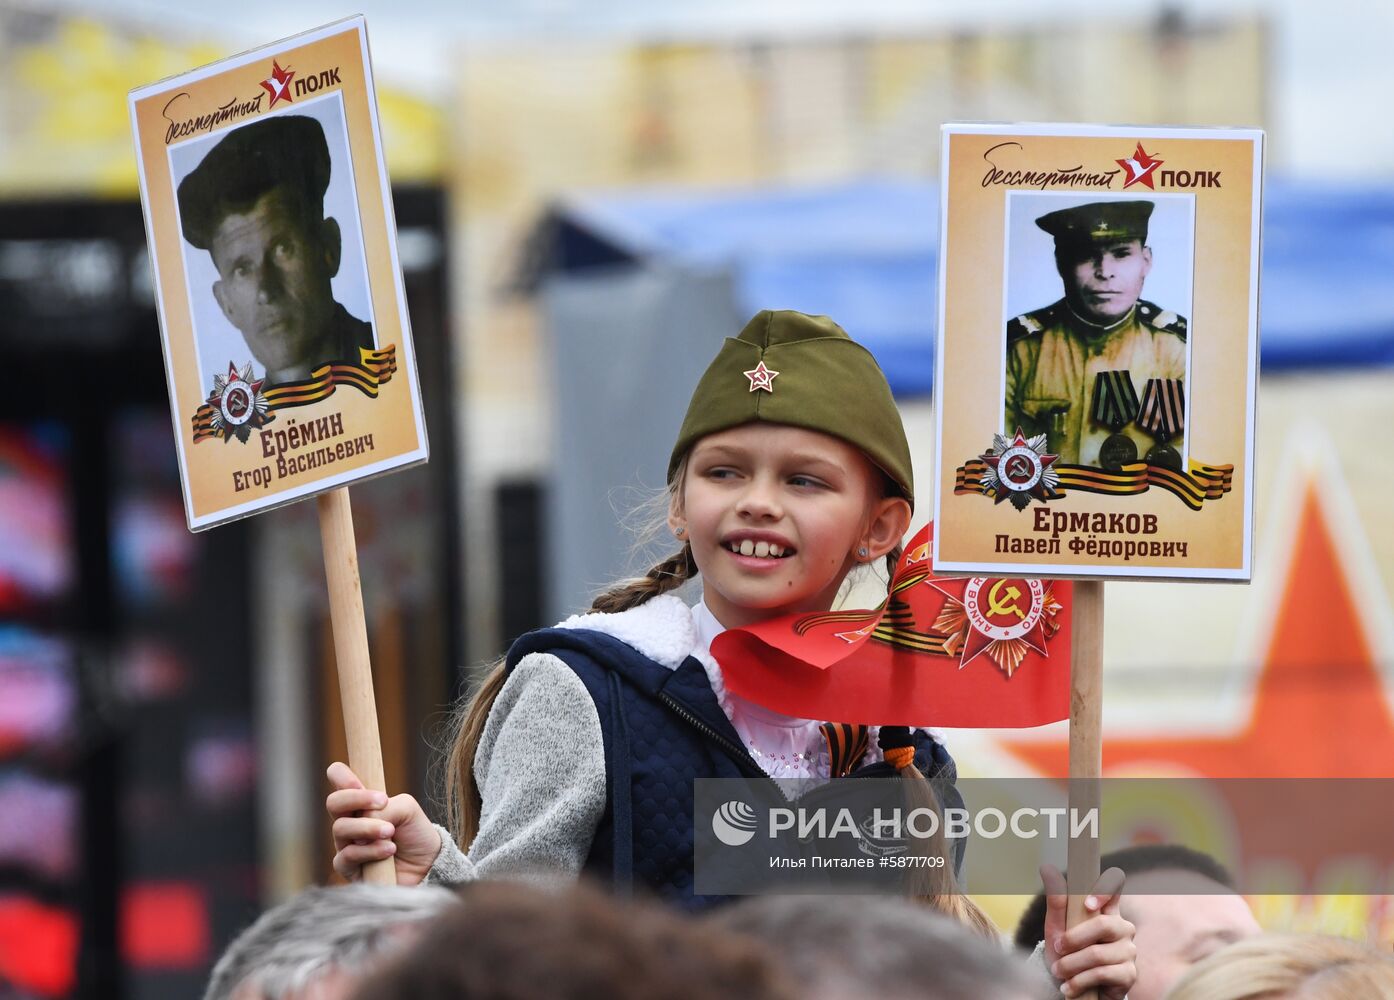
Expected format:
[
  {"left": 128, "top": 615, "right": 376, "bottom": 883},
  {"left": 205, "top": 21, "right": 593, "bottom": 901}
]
[
  {"left": 1036, "top": 200, "right": 1153, "bottom": 248},
  {"left": 668, "top": 309, "right": 914, "bottom": 506},
  {"left": 177, "top": 115, "right": 330, "bottom": 251}
]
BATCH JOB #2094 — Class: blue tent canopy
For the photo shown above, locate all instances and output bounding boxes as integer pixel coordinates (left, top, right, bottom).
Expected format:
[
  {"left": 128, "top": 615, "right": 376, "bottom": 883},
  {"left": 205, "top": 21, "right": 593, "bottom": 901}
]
[{"left": 545, "top": 179, "right": 1394, "bottom": 396}]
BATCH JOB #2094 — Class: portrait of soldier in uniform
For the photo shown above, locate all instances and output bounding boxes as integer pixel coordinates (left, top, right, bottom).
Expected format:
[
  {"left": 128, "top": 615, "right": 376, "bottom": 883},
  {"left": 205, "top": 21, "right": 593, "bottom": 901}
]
[
  {"left": 1004, "top": 199, "right": 1189, "bottom": 468},
  {"left": 176, "top": 113, "right": 375, "bottom": 386}
]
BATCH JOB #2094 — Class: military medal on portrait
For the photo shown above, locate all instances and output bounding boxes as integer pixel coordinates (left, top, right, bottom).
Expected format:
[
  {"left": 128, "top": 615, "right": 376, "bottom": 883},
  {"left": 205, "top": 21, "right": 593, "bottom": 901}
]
[
  {"left": 933, "top": 124, "right": 1262, "bottom": 581},
  {"left": 129, "top": 16, "right": 428, "bottom": 530}
]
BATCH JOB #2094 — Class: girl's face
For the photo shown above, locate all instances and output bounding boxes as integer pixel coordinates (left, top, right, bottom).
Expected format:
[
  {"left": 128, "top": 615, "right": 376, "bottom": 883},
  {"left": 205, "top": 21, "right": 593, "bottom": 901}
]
[{"left": 673, "top": 424, "right": 909, "bottom": 630}]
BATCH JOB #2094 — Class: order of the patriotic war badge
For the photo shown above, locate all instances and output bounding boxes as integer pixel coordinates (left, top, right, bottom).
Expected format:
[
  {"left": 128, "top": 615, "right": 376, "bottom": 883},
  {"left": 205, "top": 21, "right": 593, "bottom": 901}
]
[
  {"left": 980, "top": 429, "right": 1060, "bottom": 510},
  {"left": 205, "top": 362, "right": 270, "bottom": 443},
  {"left": 926, "top": 574, "right": 1065, "bottom": 677}
]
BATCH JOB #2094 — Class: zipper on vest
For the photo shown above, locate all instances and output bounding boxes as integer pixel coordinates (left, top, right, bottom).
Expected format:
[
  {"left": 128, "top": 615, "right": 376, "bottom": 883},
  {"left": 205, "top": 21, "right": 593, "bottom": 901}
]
[
  {"left": 657, "top": 691, "right": 778, "bottom": 788},
  {"left": 658, "top": 691, "right": 902, "bottom": 866}
]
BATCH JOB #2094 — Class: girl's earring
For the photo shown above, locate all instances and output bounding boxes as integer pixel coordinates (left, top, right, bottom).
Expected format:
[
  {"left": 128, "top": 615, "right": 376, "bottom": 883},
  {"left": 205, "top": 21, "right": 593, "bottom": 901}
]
[
  {"left": 857, "top": 546, "right": 869, "bottom": 559},
  {"left": 675, "top": 526, "right": 686, "bottom": 538}
]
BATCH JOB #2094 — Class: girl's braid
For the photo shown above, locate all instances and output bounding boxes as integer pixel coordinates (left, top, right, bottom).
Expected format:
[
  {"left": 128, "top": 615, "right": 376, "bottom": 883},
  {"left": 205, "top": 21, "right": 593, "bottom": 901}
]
[
  {"left": 588, "top": 545, "right": 698, "bottom": 615},
  {"left": 445, "top": 544, "right": 696, "bottom": 850}
]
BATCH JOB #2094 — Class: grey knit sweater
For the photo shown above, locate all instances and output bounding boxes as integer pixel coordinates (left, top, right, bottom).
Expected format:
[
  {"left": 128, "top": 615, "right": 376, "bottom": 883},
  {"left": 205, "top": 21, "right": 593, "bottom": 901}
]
[{"left": 424, "top": 594, "right": 699, "bottom": 884}]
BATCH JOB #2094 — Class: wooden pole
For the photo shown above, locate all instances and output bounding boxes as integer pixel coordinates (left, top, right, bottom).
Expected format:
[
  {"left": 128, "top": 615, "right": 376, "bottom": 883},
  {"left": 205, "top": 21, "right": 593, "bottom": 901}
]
[
  {"left": 317, "top": 486, "right": 396, "bottom": 885},
  {"left": 1067, "top": 579, "right": 1105, "bottom": 1000}
]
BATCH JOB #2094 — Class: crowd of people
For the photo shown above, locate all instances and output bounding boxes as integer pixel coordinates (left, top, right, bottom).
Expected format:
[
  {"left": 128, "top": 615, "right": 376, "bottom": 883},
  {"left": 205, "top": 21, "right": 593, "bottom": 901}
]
[{"left": 206, "top": 851, "right": 1394, "bottom": 1000}]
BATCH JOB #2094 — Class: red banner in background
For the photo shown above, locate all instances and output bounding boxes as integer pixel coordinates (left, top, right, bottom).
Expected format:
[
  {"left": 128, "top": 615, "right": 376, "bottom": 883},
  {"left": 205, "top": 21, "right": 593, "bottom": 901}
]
[{"left": 712, "top": 523, "right": 1071, "bottom": 727}]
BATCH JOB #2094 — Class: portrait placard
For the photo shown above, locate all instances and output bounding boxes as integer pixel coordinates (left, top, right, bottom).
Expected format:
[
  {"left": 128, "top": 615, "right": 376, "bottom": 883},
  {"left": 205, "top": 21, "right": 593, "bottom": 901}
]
[
  {"left": 932, "top": 124, "right": 1262, "bottom": 581},
  {"left": 129, "top": 17, "right": 427, "bottom": 530}
]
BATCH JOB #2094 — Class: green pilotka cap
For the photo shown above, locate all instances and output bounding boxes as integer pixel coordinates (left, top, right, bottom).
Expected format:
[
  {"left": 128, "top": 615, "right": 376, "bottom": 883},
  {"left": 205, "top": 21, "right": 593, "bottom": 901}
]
[{"left": 668, "top": 310, "right": 914, "bottom": 506}]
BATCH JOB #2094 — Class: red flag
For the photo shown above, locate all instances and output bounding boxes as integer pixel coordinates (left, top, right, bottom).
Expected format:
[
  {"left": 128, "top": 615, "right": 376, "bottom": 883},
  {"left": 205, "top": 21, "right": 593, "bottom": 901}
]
[{"left": 711, "top": 523, "right": 1071, "bottom": 727}]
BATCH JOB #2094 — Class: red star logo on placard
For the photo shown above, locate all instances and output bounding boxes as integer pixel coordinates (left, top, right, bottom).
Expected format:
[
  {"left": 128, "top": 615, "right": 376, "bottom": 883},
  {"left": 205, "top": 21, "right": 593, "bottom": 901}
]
[
  {"left": 1116, "top": 142, "right": 1164, "bottom": 190},
  {"left": 743, "top": 361, "right": 780, "bottom": 393},
  {"left": 1001, "top": 479, "right": 1394, "bottom": 780},
  {"left": 261, "top": 60, "right": 295, "bottom": 108}
]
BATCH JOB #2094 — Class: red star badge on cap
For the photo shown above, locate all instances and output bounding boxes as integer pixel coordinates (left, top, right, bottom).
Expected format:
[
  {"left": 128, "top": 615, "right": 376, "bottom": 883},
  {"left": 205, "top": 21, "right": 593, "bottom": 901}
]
[{"left": 743, "top": 361, "right": 779, "bottom": 393}]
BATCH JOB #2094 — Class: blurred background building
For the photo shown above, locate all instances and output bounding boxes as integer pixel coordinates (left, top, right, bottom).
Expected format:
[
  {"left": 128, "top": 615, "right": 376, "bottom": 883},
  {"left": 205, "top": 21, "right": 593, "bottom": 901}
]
[{"left": 2, "top": 0, "right": 1392, "bottom": 995}]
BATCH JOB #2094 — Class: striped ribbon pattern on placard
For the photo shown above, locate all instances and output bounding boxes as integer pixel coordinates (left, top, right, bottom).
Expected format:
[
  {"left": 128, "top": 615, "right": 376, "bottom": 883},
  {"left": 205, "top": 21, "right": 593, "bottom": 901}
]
[
  {"left": 1137, "top": 377, "right": 1185, "bottom": 440},
  {"left": 192, "top": 344, "right": 397, "bottom": 443},
  {"left": 954, "top": 458, "right": 1233, "bottom": 511},
  {"left": 1090, "top": 370, "right": 1140, "bottom": 430}
]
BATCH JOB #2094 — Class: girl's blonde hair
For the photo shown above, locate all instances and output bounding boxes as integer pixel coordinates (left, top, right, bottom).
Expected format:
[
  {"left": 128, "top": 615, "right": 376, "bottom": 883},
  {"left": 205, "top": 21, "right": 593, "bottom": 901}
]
[
  {"left": 441, "top": 450, "right": 993, "bottom": 933},
  {"left": 893, "top": 761, "right": 999, "bottom": 937},
  {"left": 1166, "top": 933, "right": 1394, "bottom": 1000}
]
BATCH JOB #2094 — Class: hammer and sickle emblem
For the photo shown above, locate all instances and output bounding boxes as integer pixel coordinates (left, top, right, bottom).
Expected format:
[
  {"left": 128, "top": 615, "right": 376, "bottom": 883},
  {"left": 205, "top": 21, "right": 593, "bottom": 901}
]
[{"left": 986, "top": 579, "right": 1026, "bottom": 620}]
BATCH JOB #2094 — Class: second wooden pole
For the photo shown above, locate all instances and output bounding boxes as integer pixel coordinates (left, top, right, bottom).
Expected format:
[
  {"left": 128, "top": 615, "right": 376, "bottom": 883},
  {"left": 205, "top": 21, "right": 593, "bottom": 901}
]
[{"left": 1067, "top": 579, "right": 1105, "bottom": 1000}]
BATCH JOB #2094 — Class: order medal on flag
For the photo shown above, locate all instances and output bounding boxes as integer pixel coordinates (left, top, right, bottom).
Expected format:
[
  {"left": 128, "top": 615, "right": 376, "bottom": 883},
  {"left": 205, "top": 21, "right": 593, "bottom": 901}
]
[
  {"left": 928, "top": 576, "right": 1063, "bottom": 678},
  {"left": 1090, "top": 370, "right": 1141, "bottom": 471},
  {"left": 1138, "top": 377, "right": 1186, "bottom": 471}
]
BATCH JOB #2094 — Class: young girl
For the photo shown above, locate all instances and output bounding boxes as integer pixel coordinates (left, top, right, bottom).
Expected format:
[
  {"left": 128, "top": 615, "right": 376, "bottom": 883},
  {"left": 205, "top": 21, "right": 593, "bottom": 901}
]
[{"left": 327, "top": 310, "right": 1137, "bottom": 997}]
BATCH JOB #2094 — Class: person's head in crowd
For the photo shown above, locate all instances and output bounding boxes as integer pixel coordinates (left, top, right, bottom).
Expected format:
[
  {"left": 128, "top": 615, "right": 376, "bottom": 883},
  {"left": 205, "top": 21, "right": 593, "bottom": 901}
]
[
  {"left": 203, "top": 883, "right": 460, "bottom": 1000},
  {"left": 348, "top": 879, "right": 799, "bottom": 1000},
  {"left": 712, "top": 894, "right": 1042, "bottom": 1000},
  {"left": 1164, "top": 933, "right": 1394, "bottom": 1000},
  {"left": 1014, "top": 845, "right": 1260, "bottom": 1000}
]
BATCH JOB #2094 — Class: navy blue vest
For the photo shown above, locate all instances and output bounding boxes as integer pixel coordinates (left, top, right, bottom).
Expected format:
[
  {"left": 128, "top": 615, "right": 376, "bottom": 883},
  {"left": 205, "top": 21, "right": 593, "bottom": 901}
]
[{"left": 505, "top": 626, "right": 963, "bottom": 912}]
